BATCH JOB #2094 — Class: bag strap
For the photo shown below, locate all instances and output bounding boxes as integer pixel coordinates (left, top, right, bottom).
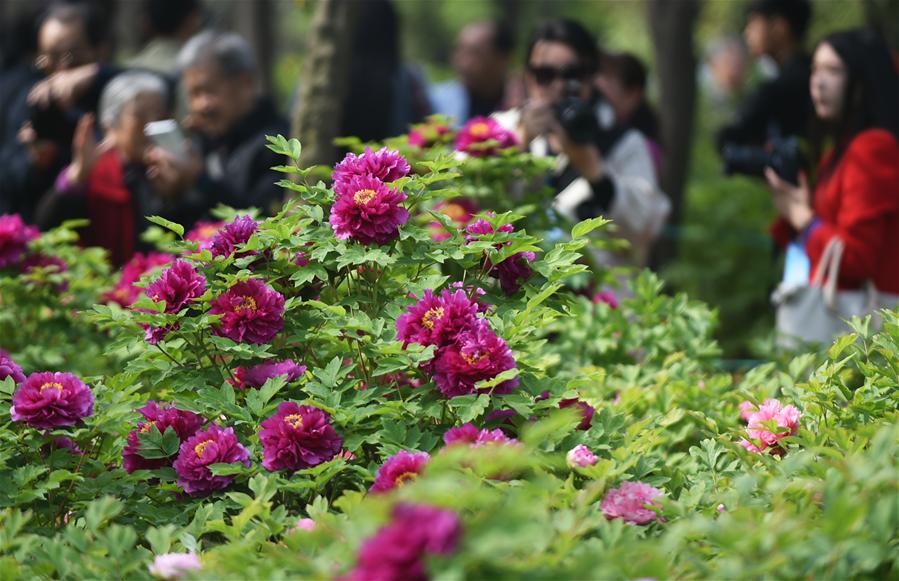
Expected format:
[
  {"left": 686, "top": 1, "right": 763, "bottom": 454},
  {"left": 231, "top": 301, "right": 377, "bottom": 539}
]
[
  {"left": 822, "top": 237, "right": 844, "bottom": 309},
  {"left": 812, "top": 236, "right": 841, "bottom": 287}
]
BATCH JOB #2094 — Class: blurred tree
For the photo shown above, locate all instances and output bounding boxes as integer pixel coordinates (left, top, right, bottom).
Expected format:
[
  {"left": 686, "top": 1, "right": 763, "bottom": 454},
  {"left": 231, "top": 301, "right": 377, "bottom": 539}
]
[
  {"left": 862, "top": 0, "right": 899, "bottom": 51},
  {"left": 234, "top": 0, "right": 276, "bottom": 97},
  {"left": 291, "top": 0, "right": 357, "bottom": 168},
  {"left": 647, "top": 0, "right": 700, "bottom": 268}
]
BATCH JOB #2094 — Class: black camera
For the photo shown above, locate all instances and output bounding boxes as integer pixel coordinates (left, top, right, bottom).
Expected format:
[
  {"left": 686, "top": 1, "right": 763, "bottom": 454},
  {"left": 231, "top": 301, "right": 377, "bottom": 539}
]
[
  {"left": 722, "top": 136, "right": 803, "bottom": 185},
  {"left": 29, "top": 101, "right": 78, "bottom": 145},
  {"left": 553, "top": 80, "right": 599, "bottom": 145}
]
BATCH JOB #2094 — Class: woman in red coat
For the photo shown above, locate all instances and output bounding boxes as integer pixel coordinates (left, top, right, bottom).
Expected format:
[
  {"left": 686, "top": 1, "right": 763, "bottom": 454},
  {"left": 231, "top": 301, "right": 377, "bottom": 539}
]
[{"left": 767, "top": 29, "right": 899, "bottom": 295}]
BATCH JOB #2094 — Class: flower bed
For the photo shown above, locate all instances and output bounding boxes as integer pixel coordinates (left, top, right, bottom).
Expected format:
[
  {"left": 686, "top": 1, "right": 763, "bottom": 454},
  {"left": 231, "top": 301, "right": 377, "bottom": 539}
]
[{"left": 0, "top": 133, "right": 896, "bottom": 580}]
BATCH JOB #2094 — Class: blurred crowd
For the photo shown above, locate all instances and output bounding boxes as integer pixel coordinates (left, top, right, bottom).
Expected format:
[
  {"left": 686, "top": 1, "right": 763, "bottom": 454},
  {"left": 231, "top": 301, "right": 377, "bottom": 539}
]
[{"left": 1, "top": 0, "right": 897, "bottom": 338}]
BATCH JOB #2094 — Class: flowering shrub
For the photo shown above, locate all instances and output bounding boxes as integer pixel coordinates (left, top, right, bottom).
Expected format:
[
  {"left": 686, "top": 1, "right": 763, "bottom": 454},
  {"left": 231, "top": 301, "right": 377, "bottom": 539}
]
[{"left": 0, "top": 136, "right": 897, "bottom": 580}]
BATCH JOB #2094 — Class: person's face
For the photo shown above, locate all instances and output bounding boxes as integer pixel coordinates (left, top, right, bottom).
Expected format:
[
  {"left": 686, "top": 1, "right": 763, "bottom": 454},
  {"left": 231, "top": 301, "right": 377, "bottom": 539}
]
[
  {"left": 526, "top": 40, "right": 592, "bottom": 104},
  {"left": 743, "top": 14, "right": 771, "bottom": 58},
  {"left": 36, "top": 18, "right": 96, "bottom": 75},
  {"left": 595, "top": 72, "right": 642, "bottom": 123},
  {"left": 810, "top": 42, "right": 848, "bottom": 122},
  {"left": 453, "top": 23, "right": 509, "bottom": 96},
  {"left": 182, "top": 63, "right": 255, "bottom": 139},
  {"left": 112, "top": 92, "right": 167, "bottom": 163}
]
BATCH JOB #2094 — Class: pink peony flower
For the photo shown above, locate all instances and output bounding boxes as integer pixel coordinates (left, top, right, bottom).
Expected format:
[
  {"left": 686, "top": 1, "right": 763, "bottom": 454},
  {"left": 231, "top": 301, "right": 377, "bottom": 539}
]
[
  {"left": 148, "top": 552, "right": 202, "bottom": 579},
  {"left": 739, "top": 399, "right": 801, "bottom": 454},
  {"left": 428, "top": 198, "right": 479, "bottom": 241},
  {"left": 288, "top": 517, "right": 316, "bottom": 533},
  {"left": 259, "top": 402, "right": 342, "bottom": 472},
  {"left": 466, "top": 218, "right": 535, "bottom": 295},
  {"left": 145, "top": 260, "right": 207, "bottom": 313},
  {"left": 370, "top": 450, "right": 430, "bottom": 494},
  {"left": 559, "top": 398, "right": 595, "bottom": 431},
  {"left": 122, "top": 401, "right": 206, "bottom": 473},
  {"left": 172, "top": 424, "right": 251, "bottom": 496},
  {"left": 104, "top": 252, "right": 173, "bottom": 306},
  {"left": 739, "top": 400, "right": 757, "bottom": 422},
  {"left": 454, "top": 116, "right": 517, "bottom": 157},
  {"left": 566, "top": 444, "right": 598, "bottom": 468},
  {"left": 11, "top": 371, "right": 93, "bottom": 429},
  {"left": 342, "top": 503, "right": 461, "bottom": 581},
  {"left": 601, "top": 481, "right": 664, "bottom": 525},
  {"left": 332, "top": 147, "right": 411, "bottom": 185},
  {"left": 209, "top": 215, "right": 259, "bottom": 258},
  {"left": 395, "top": 288, "right": 481, "bottom": 349},
  {"left": 210, "top": 278, "right": 285, "bottom": 344},
  {"left": 229, "top": 360, "right": 306, "bottom": 390},
  {"left": 0, "top": 214, "right": 39, "bottom": 268},
  {"left": 443, "top": 423, "right": 518, "bottom": 447},
  {"left": 185, "top": 220, "right": 226, "bottom": 252},
  {"left": 408, "top": 118, "right": 453, "bottom": 148},
  {"left": 0, "top": 349, "right": 25, "bottom": 384},
  {"left": 432, "top": 319, "right": 518, "bottom": 398},
  {"left": 329, "top": 175, "right": 409, "bottom": 245}
]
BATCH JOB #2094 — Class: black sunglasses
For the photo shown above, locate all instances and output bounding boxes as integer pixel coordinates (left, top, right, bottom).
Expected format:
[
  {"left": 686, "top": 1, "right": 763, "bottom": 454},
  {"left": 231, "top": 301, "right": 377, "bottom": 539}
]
[{"left": 528, "top": 64, "right": 586, "bottom": 86}]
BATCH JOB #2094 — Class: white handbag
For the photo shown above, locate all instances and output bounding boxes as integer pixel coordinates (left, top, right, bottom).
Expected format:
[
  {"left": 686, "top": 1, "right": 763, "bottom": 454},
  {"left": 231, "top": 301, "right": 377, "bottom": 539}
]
[{"left": 772, "top": 237, "right": 899, "bottom": 349}]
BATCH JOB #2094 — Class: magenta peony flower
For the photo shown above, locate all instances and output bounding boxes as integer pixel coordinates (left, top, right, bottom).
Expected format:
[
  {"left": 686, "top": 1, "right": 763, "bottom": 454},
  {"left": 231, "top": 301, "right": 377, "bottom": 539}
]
[
  {"left": 567, "top": 444, "right": 598, "bottom": 468},
  {"left": 370, "top": 450, "right": 430, "bottom": 494},
  {"left": 185, "top": 220, "right": 226, "bottom": 252},
  {"left": 559, "top": 398, "right": 595, "bottom": 431},
  {"left": 342, "top": 503, "right": 461, "bottom": 581},
  {"left": 122, "top": 401, "right": 206, "bottom": 473},
  {"left": 601, "top": 481, "right": 664, "bottom": 525},
  {"left": 19, "top": 252, "right": 67, "bottom": 275},
  {"left": 0, "top": 349, "right": 25, "bottom": 384},
  {"left": 332, "top": 147, "right": 411, "bottom": 186},
  {"left": 329, "top": 175, "right": 409, "bottom": 245},
  {"left": 259, "top": 402, "right": 342, "bottom": 472},
  {"left": 395, "top": 288, "right": 481, "bottom": 348},
  {"left": 592, "top": 290, "right": 619, "bottom": 309},
  {"left": 210, "top": 278, "right": 285, "bottom": 344},
  {"left": 739, "top": 399, "right": 801, "bottom": 454},
  {"left": 145, "top": 260, "right": 207, "bottom": 313},
  {"left": 148, "top": 552, "right": 202, "bottom": 579},
  {"left": 172, "top": 424, "right": 251, "bottom": 496},
  {"left": 104, "top": 252, "right": 173, "bottom": 306},
  {"left": 50, "top": 436, "right": 84, "bottom": 455},
  {"left": 466, "top": 218, "right": 535, "bottom": 295},
  {"left": 11, "top": 371, "right": 93, "bottom": 429},
  {"left": 209, "top": 215, "right": 258, "bottom": 258},
  {"left": 443, "top": 423, "right": 518, "bottom": 447},
  {"left": 433, "top": 319, "right": 518, "bottom": 398},
  {"left": 428, "top": 198, "right": 479, "bottom": 241},
  {"left": 0, "top": 214, "right": 39, "bottom": 268},
  {"left": 408, "top": 118, "right": 453, "bottom": 149},
  {"left": 229, "top": 360, "right": 306, "bottom": 390},
  {"left": 454, "top": 116, "right": 517, "bottom": 157}
]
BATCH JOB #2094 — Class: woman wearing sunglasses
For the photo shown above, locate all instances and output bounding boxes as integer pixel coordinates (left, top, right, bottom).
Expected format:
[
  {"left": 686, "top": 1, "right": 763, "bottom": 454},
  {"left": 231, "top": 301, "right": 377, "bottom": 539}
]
[{"left": 494, "top": 19, "right": 669, "bottom": 272}]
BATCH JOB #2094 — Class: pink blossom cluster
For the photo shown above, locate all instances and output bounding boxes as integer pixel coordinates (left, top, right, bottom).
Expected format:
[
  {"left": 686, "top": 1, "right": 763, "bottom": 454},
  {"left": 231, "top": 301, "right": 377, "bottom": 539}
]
[
  {"left": 739, "top": 399, "right": 801, "bottom": 454},
  {"left": 601, "top": 481, "right": 664, "bottom": 525}
]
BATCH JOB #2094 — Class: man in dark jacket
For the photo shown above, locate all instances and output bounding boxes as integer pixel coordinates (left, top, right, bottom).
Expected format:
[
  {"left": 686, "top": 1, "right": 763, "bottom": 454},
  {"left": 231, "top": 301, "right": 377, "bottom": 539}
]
[
  {"left": 144, "top": 30, "right": 287, "bottom": 215},
  {"left": 716, "top": 0, "right": 813, "bottom": 150}
]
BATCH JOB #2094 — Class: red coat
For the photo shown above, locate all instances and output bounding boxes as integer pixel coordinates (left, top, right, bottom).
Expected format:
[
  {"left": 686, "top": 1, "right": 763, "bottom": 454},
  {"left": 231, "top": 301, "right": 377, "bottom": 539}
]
[
  {"left": 83, "top": 149, "right": 135, "bottom": 267},
  {"left": 771, "top": 129, "right": 899, "bottom": 293}
]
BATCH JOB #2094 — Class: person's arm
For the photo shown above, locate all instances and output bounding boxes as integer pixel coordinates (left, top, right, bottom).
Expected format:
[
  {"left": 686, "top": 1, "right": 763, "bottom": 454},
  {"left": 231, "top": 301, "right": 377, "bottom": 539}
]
[{"left": 804, "top": 131, "right": 899, "bottom": 283}]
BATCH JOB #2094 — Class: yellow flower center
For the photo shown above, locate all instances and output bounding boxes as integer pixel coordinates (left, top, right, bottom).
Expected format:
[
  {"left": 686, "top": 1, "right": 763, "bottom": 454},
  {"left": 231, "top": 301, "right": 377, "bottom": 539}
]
[
  {"left": 194, "top": 440, "right": 213, "bottom": 458},
  {"left": 40, "top": 382, "right": 64, "bottom": 392},
  {"left": 469, "top": 122, "right": 490, "bottom": 138},
  {"left": 461, "top": 351, "right": 486, "bottom": 366},
  {"left": 237, "top": 295, "right": 257, "bottom": 313},
  {"left": 140, "top": 421, "right": 156, "bottom": 433},
  {"left": 394, "top": 471, "right": 419, "bottom": 486},
  {"left": 421, "top": 307, "right": 444, "bottom": 330},
  {"left": 354, "top": 188, "right": 377, "bottom": 206},
  {"left": 284, "top": 414, "right": 304, "bottom": 429}
]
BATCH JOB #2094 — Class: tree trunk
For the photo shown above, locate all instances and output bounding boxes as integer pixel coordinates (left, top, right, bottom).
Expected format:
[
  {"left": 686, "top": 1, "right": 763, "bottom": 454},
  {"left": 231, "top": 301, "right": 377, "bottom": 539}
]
[
  {"left": 862, "top": 0, "right": 899, "bottom": 53},
  {"left": 291, "top": 0, "right": 357, "bottom": 168},
  {"left": 234, "top": 0, "right": 276, "bottom": 97},
  {"left": 647, "top": 0, "right": 700, "bottom": 269}
]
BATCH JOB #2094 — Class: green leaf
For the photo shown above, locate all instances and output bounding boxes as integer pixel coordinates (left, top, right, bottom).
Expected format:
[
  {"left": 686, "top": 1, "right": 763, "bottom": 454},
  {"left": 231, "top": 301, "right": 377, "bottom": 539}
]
[
  {"left": 136, "top": 426, "right": 182, "bottom": 460},
  {"left": 571, "top": 216, "right": 609, "bottom": 239},
  {"left": 145, "top": 215, "right": 184, "bottom": 237}
]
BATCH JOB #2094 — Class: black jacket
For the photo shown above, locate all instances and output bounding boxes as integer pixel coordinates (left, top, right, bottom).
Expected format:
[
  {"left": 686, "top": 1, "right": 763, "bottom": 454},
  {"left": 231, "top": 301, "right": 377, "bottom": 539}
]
[
  {"left": 195, "top": 97, "right": 289, "bottom": 214},
  {"left": 716, "top": 53, "right": 812, "bottom": 149}
]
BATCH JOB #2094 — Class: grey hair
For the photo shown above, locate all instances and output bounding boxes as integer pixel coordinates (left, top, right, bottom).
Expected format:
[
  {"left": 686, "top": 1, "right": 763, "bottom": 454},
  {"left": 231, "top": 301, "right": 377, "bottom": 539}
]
[
  {"left": 177, "top": 30, "right": 257, "bottom": 75},
  {"left": 99, "top": 71, "right": 169, "bottom": 128}
]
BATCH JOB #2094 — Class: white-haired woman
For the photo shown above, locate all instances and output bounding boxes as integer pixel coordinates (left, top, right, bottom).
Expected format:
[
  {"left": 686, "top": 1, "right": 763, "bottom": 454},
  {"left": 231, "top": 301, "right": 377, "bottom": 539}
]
[{"left": 44, "top": 70, "right": 178, "bottom": 265}]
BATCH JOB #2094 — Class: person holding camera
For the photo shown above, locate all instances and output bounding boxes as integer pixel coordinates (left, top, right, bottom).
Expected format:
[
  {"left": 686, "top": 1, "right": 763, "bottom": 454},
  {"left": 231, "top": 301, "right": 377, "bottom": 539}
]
[
  {"left": 717, "top": 0, "right": 813, "bottom": 153},
  {"left": 494, "top": 19, "right": 669, "bottom": 270},
  {"left": 768, "top": 29, "right": 899, "bottom": 344}
]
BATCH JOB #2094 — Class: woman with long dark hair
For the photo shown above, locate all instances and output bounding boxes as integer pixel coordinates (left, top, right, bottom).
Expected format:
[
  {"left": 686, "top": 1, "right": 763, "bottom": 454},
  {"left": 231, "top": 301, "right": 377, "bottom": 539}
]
[{"left": 767, "top": 28, "right": 899, "bottom": 296}]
